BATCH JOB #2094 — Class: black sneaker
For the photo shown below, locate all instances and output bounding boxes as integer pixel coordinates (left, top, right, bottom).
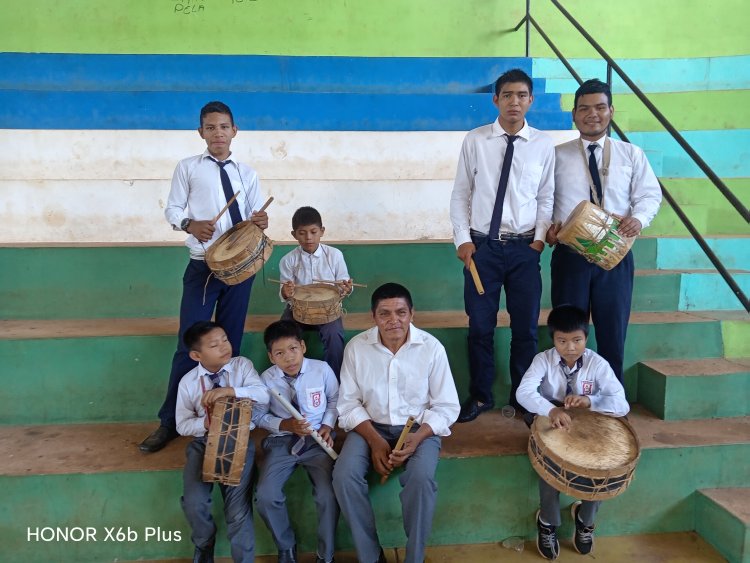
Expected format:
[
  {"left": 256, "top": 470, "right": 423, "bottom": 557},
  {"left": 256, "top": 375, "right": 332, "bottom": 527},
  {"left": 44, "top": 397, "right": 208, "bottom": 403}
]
[
  {"left": 535, "top": 510, "right": 560, "bottom": 560},
  {"left": 571, "top": 501, "right": 595, "bottom": 554}
]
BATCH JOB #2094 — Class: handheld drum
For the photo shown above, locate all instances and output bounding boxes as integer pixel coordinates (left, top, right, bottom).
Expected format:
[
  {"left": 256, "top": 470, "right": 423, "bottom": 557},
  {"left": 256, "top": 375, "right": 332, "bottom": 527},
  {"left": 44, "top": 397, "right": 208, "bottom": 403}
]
[
  {"left": 205, "top": 221, "right": 274, "bottom": 285},
  {"left": 528, "top": 408, "right": 640, "bottom": 501},
  {"left": 557, "top": 200, "right": 635, "bottom": 271},
  {"left": 290, "top": 283, "right": 344, "bottom": 325},
  {"left": 202, "top": 396, "right": 254, "bottom": 486}
]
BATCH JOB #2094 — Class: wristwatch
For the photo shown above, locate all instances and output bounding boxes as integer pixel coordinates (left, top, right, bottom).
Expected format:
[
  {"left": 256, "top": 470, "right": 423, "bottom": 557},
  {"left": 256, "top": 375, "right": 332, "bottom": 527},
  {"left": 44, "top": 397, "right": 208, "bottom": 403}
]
[{"left": 180, "top": 218, "right": 192, "bottom": 232}]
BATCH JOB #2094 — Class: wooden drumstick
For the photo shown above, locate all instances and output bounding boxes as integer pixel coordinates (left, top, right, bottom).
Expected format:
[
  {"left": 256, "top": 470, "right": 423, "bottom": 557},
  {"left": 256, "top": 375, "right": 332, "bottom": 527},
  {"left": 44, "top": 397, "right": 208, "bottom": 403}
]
[
  {"left": 267, "top": 278, "right": 286, "bottom": 285},
  {"left": 313, "top": 278, "right": 368, "bottom": 288},
  {"left": 468, "top": 259, "right": 485, "bottom": 295},
  {"left": 213, "top": 191, "right": 240, "bottom": 223},
  {"left": 257, "top": 196, "right": 274, "bottom": 214},
  {"left": 381, "top": 416, "right": 416, "bottom": 484}
]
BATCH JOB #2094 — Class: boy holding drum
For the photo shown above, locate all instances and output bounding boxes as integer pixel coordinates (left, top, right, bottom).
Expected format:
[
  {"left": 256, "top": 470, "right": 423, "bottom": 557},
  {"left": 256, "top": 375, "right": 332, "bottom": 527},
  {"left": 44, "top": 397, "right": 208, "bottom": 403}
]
[
  {"left": 516, "top": 305, "right": 629, "bottom": 560},
  {"left": 279, "top": 206, "right": 353, "bottom": 378},
  {"left": 175, "top": 320, "right": 269, "bottom": 563},
  {"left": 255, "top": 320, "right": 340, "bottom": 563}
]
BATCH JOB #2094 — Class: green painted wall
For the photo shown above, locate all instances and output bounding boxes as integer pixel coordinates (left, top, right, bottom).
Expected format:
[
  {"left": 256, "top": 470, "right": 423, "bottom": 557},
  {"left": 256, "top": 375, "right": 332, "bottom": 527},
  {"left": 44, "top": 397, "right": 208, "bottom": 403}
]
[{"left": 1, "top": 0, "right": 747, "bottom": 57}]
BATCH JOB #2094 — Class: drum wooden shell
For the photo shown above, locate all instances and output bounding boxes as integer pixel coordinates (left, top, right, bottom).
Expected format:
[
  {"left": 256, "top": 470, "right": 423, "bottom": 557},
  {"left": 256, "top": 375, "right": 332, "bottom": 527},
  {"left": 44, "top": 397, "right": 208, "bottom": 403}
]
[
  {"left": 557, "top": 201, "right": 635, "bottom": 270},
  {"left": 205, "top": 221, "right": 273, "bottom": 285},
  {"left": 528, "top": 408, "right": 640, "bottom": 501},
  {"left": 290, "top": 283, "right": 344, "bottom": 325},
  {"left": 202, "top": 397, "right": 254, "bottom": 486}
]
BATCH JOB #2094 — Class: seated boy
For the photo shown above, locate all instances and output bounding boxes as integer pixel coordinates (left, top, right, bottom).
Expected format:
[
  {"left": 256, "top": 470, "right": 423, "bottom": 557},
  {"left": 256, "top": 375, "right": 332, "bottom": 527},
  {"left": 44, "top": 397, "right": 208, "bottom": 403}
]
[
  {"left": 279, "top": 206, "right": 353, "bottom": 378},
  {"left": 255, "top": 320, "right": 340, "bottom": 563},
  {"left": 175, "top": 320, "right": 269, "bottom": 563},
  {"left": 516, "top": 305, "right": 630, "bottom": 560}
]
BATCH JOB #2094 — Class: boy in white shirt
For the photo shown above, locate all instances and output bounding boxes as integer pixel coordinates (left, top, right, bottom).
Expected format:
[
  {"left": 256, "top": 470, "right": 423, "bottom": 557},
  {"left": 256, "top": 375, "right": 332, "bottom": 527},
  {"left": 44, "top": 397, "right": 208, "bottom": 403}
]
[
  {"left": 279, "top": 206, "right": 353, "bottom": 378},
  {"left": 255, "top": 320, "right": 340, "bottom": 563},
  {"left": 175, "top": 320, "right": 269, "bottom": 563},
  {"left": 516, "top": 305, "right": 629, "bottom": 560}
]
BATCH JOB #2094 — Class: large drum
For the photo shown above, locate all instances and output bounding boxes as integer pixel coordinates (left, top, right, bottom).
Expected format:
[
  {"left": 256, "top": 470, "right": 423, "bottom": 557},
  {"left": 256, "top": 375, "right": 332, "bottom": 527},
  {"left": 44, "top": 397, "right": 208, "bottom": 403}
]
[
  {"left": 557, "top": 200, "right": 635, "bottom": 270},
  {"left": 528, "top": 408, "right": 640, "bottom": 501},
  {"left": 202, "top": 397, "right": 254, "bottom": 486},
  {"left": 205, "top": 221, "right": 273, "bottom": 285},
  {"left": 290, "top": 283, "right": 344, "bottom": 325}
]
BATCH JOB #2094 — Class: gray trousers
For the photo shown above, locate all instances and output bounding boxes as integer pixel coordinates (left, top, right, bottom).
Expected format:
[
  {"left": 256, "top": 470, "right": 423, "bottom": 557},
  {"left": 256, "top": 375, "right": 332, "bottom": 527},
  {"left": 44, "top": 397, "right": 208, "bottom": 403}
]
[
  {"left": 256, "top": 435, "right": 338, "bottom": 561},
  {"left": 181, "top": 437, "right": 255, "bottom": 562},
  {"left": 332, "top": 423, "right": 441, "bottom": 563},
  {"left": 538, "top": 478, "right": 600, "bottom": 527}
]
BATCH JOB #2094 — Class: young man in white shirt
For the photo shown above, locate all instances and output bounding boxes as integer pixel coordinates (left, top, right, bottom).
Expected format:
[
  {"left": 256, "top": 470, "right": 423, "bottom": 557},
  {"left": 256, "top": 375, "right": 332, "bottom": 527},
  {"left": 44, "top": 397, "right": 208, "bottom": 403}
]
[
  {"left": 547, "top": 79, "right": 661, "bottom": 382},
  {"left": 450, "top": 68, "right": 555, "bottom": 421},
  {"left": 333, "top": 283, "right": 460, "bottom": 563}
]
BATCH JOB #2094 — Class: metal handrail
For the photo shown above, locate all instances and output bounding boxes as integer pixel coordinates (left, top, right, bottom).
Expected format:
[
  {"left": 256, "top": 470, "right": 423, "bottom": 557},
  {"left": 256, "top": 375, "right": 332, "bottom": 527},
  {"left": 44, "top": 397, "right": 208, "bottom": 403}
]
[{"left": 512, "top": 10, "right": 750, "bottom": 312}]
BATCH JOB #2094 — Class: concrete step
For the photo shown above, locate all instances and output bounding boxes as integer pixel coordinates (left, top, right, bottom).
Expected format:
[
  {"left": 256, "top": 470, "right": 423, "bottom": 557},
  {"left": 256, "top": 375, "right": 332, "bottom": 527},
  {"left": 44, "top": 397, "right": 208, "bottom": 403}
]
[
  {"left": 696, "top": 488, "right": 750, "bottom": 563},
  {"left": 2, "top": 408, "right": 747, "bottom": 562},
  {"left": 638, "top": 358, "right": 750, "bottom": 420}
]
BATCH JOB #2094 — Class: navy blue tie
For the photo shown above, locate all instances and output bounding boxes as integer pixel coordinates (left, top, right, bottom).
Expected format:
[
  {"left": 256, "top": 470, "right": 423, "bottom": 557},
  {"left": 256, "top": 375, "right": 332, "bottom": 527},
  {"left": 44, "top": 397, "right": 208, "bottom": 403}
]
[
  {"left": 488, "top": 135, "right": 518, "bottom": 239},
  {"left": 208, "top": 370, "right": 224, "bottom": 390},
  {"left": 588, "top": 144, "right": 603, "bottom": 204},
  {"left": 211, "top": 158, "right": 243, "bottom": 225}
]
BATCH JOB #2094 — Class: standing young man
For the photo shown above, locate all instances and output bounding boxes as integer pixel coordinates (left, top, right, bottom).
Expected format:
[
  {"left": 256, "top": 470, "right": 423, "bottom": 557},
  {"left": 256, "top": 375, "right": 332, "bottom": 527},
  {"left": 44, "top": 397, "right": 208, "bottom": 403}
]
[
  {"left": 547, "top": 79, "right": 661, "bottom": 382},
  {"left": 450, "top": 68, "right": 555, "bottom": 422}
]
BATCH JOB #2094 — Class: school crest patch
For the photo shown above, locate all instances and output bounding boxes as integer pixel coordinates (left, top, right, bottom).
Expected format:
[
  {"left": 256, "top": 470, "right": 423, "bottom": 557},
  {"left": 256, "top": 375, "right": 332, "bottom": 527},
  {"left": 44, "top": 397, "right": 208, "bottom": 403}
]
[
  {"left": 310, "top": 390, "right": 322, "bottom": 408},
  {"left": 581, "top": 381, "right": 594, "bottom": 395}
]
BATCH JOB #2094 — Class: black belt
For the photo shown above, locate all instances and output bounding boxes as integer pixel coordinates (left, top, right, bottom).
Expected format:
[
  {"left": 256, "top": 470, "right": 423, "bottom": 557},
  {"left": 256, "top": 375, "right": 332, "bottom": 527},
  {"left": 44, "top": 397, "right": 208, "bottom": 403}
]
[{"left": 471, "top": 229, "right": 535, "bottom": 241}]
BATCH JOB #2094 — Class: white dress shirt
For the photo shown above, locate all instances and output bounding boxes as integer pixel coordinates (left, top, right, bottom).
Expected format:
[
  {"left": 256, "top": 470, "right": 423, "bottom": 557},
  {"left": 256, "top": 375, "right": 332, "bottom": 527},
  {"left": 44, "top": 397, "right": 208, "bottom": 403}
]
[
  {"left": 256, "top": 358, "right": 339, "bottom": 435},
  {"left": 165, "top": 149, "right": 265, "bottom": 259},
  {"left": 553, "top": 136, "right": 661, "bottom": 228},
  {"left": 176, "top": 356, "right": 270, "bottom": 438},
  {"left": 516, "top": 348, "right": 630, "bottom": 418},
  {"left": 450, "top": 119, "right": 556, "bottom": 246},
  {"left": 337, "top": 324, "right": 460, "bottom": 436},
  {"left": 278, "top": 244, "right": 351, "bottom": 302}
]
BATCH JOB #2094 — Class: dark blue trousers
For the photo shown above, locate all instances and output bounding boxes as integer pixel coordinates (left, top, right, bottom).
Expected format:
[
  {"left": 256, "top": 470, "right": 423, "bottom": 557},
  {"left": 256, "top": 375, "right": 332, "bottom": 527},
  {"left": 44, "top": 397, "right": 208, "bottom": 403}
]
[
  {"left": 158, "top": 259, "right": 255, "bottom": 428},
  {"left": 464, "top": 234, "right": 542, "bottom": 408},
  {"left": 550, "top": 244, "right": 634, "bottom": 382}
]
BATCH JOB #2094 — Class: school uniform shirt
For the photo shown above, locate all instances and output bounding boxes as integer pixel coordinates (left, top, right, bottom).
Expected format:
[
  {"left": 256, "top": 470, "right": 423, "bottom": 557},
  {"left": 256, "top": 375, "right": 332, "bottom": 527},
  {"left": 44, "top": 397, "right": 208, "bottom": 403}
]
[
  {"left": 165, "top": 149, "right": 265, "bottom": 260},
  {"left": 450, "top": 119, "right": 556, "bottom": 246},
  {"left": 256, "top": 358, "right": 339, "bottom": 436},
  {"left": 176, "top": 356, "right": 270, "bottom": 438},
  {"left": 337, "top": 324, "right": 460, "bottom": 437},
  {"left": 516, "top": 348, "right": 630, "bottom": 418},
  {"left": 278, "top": 244, "right": 351, "bottom": 302},
  {"left": 553, "top": 135, "right": 661, "bottom": 228}
]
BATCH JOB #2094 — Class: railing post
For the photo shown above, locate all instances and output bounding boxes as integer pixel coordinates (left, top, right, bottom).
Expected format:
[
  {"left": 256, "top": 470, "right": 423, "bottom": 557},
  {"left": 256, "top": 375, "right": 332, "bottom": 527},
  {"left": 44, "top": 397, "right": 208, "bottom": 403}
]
[
  {"left": 525, "top": 0, "right": 531, "bottom": 57},
  {"left": 606, "top": 62, "right": 612, "bottom": 137}
]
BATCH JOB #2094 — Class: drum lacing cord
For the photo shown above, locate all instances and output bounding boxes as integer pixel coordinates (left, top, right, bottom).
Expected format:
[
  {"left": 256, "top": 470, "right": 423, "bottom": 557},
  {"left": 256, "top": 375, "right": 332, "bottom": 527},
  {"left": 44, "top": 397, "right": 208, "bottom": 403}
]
[{"left": 212, "top": 235, "right": 271, "bottom": 279}]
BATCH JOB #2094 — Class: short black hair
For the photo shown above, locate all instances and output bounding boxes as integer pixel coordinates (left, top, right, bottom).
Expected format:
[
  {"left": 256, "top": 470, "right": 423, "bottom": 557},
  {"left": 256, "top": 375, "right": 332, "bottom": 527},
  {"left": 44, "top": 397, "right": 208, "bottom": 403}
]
[
  {"left": 547, "top": 305, "right": 589, "bottom": 338},
  {"left": 264, "top": 320, "right": 304, "bottom": 351},
  {"left": 291, "top": 206, "right": 323, "bottom": 230},
  {"left": 183, "top": 320, "right": 224, "bottom": 351},
  {"left": 574, "top": 79, "right": 612, "bottom": 109},
  {"left": 371, "top": 282, "right": 413, "bottom": 313},
  {"left": 495, "top": 68, "right": 533, "bottom": 96},
  {"left": 200, "top": 101, "right": 235, "bottom": 127}
]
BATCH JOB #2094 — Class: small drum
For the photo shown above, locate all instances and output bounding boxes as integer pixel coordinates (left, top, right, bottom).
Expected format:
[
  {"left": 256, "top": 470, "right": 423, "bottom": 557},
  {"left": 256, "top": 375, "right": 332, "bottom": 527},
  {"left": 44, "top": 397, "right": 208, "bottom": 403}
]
[
  {"left": 528, "top": 408, "right": 640, "bottom": 501},
  {"left": 202, "top": 397, "right": 254, "bottom": 486},
  {"left": 290, "top": 283, "right": 344, "bottom": 325},
  {"left": 205, "top": 221, "right": 273, "bottom": 285},
  {"left": 557, "top": 200, "right": 635, "bottom": 270}
]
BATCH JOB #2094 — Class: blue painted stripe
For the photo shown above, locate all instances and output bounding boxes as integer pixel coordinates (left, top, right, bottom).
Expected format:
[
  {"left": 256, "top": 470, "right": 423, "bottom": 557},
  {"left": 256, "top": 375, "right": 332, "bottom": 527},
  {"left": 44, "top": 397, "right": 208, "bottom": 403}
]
[
  {"left": 678, "top": 272, "right": 750, "bottom": 311},
  {"left": 1, "top": 53, "right": 542, "bottom": 94},
  {"left": 0, "top": 91, "right": 570, "bottom": 131},
  {"left": 656, "top": 238, "right": 750, "bottom": 270},
  {"left": 533, "top": 55, "right": 750, "bottom": 93}
]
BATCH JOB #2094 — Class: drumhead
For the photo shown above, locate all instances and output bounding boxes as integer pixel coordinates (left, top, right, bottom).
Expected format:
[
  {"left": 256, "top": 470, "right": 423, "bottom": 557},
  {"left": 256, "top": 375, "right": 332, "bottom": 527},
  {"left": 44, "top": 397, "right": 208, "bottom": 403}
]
[
  {"left": 207, "top": 221, "right": 264, "bottom": 262},
  {"left": 294, "top": 283, "right": 341, "bottom": 302},
  {"left": 534, "top": 409, "right": 639, "bottom": 470}
]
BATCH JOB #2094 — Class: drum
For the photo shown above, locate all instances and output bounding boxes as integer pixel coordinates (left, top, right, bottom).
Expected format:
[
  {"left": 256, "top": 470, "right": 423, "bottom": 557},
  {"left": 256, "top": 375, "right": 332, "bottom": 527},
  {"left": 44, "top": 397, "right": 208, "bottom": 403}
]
[
  {"left": 528, "top": 408, "right": 640, "bottom": 501},
  {"left": 202, "top": 397, "right": 254, "bottom": 486},
  {"left": 557, "top": 200, "right": 635, "bottom": 270},
  {"left": 205, "top": 221, "right": 273, "bottom": 285},
  {"left": 290, "top": 283, "right": 344, "bottom": 325}
]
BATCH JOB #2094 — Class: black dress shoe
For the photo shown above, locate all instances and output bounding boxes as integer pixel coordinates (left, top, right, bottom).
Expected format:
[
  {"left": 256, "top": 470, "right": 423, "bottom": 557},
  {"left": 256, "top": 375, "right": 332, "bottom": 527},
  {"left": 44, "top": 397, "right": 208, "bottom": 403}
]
[
  {"left": 315, "top": 557, "right": 334, "bottom": 563},
  {"left": 278, "top": 545, "right": 297, "bottom": 563},
  {"left": 139, "top": 426, "right": 179, "bottom": 453},
  {"left": 193, "top": 544, "right": 215, "bottom": 563},
  {"left": 457, "top": 399, "right": 495, "bottom": 423}
]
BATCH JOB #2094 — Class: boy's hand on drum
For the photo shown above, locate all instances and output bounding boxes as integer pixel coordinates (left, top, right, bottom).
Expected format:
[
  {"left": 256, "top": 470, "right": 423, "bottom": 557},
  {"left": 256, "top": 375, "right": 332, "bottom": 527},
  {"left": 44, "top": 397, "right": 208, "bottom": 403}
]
[
  {"left": 617, "top": 216, "right": 642, "bottom": 237},
  {"left": 280, "top": 416, "right": 312, "bottom": 437},
  {"left": 457, "top": 242, "right": 476, "bottom": 269},
  {"left": 545, "top": 223, "right": 560, "bottom": 246},
  {"left": 281, "top": 281, "right": 295, "bottom": 299},
  {"left": 201, "top": 387, "right": 235, "bottom": 409},
  {"left": 549, "top": 407, "right": 572, "bottom": 430},
  {"left": 369, "top": 436, "right": 393, "bottom": 477},
  {"left": 250, "top": 210, "right": 268, "bottom": 230},
  {"left": 337, "top": 279, "right": 353, "bottom": 296},
  {"left": 317, "top": 424, "right": 334, "bottom": 447},
  {"left": 188, "top": 220, "right": 216, "bottom": 243},
  {"left": 564, "top": 394, "right": 592, "bottom": 409}
]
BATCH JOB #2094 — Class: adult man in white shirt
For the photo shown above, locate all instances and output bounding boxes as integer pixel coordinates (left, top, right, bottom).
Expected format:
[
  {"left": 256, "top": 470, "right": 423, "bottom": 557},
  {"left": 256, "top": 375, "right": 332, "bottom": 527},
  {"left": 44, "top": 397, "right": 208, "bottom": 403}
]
[
  {"left": 450, "top": 68, "right": 555, "bottom": 422},
  {"left": 547, "top": 79, "right": 661, "bottom": 382},
  {"left": 333, "top": 283, "right": 460, "bottom": 563}
]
